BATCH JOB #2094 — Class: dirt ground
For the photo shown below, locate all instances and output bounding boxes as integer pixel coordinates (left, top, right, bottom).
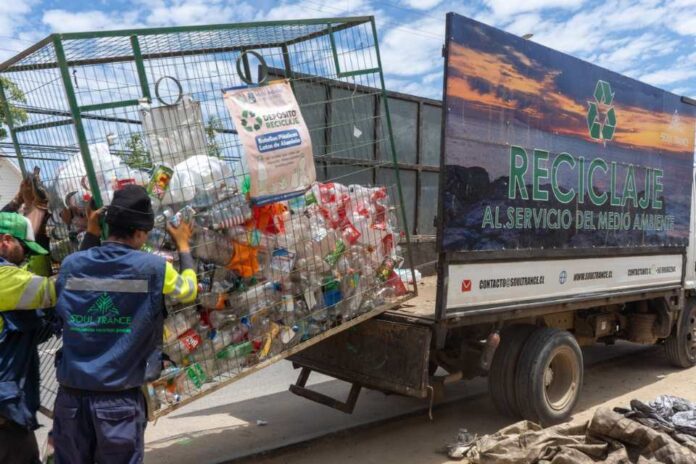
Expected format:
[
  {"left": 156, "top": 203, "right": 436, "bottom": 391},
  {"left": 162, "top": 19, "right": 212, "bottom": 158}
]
[{"left": 240, "top": 345, "right": 696, "bottom": 464}]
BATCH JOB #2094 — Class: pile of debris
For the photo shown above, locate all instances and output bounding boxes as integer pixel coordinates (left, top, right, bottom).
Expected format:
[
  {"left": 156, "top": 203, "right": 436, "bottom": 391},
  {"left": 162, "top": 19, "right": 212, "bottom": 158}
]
[{"left": 447, "top": 395, "right": 696, "bottom": 463}]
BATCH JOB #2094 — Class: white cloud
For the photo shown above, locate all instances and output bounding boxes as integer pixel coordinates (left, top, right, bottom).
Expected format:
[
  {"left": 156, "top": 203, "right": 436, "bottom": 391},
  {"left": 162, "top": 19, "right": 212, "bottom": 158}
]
[
  {"left": 422, "top": 71, "right": 442, "bottom": 84},
  {"left": 502, "top": 13, "right": 542, "bottom": 36},
  {"left": 401, "top": 0, "right": 442, "bottom": 10},
  {"left": 595, "top": 33, "right": 679, "bottom": 73},
  {"left": 0, "top": 0, "right": 35, "bottom": 40},
  {"left": 378, "top": 16, "right": 444, "bottom": 76},
  {"left": 144, "top": 0, "right": 252, "bottom": 26},
  {"left": 670, "top": 86, "right": 693, "bottom": 96},
  {"left": 640, "top": 67, "right": 696, "bottom": 85},
  {"left": 261, "top": 0, "right": 373, "bottom": 21},
  {"left": 42, "top": 9, "right": 141, "bottom": 32},
  {"left": 669, "top": 13, "right": 696, "bottom": 36},
  {"left": 387, "top": 75, "right": 441, "bottom": 99},
  {"left": 484, "top": 0, "right": 584, "bottom": 17},
  {"left": 529, "top": 1, "right": 670, "bottom": 56}
]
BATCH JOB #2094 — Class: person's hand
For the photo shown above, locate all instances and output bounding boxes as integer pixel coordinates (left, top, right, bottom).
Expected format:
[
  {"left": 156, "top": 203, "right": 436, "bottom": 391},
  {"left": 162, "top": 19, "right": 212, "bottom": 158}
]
[
  {"left": 86, "top": 205, "right": 105, "bottom": 236},
  {"left": 18, "top": 178, "right": 34, "bottom": 207},
  {"left": 166, "top": 220, "right": 192, "bottom": 253}
]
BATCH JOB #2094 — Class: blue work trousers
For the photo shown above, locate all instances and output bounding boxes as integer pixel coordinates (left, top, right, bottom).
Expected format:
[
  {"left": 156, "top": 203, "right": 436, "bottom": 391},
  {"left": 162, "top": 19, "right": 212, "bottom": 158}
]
[{"left": 53, "top": 386, "right": 146, "bottom": 464}]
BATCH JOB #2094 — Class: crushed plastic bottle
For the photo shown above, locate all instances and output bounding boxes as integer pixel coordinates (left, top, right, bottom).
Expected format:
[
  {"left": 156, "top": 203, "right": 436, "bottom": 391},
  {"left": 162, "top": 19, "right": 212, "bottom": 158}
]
[
  {"left": 163, "top": 309, "right": 200, "bottom": 344},
  {"left": 167, "top": 328, "right": 203, "bottom": 364},
  {"left": 207, "top": 195, "right": 252, "bottom": 230},
  {"left": 209, "top": 310, "right": 237, "bottom": 328},
  {"left": 229, "top": 281, "right": 279, "bottom": 315}
]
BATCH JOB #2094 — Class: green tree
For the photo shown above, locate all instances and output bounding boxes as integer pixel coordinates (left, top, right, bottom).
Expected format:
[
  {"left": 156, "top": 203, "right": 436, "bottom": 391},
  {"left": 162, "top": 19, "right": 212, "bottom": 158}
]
[
  {"left": 206, "top": 116, "right": 223, "bottom": 158},
  {"left": 119, "top": 133, "right": 152, "bottom": 170},
  {"left": 0, "top": 77, "right": 28, "bottom": 139}
]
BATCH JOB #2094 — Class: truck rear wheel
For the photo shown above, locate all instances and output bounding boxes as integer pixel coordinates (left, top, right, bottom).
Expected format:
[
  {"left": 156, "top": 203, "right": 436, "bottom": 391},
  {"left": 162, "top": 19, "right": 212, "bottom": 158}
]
[
  {"left": 665, "top": 299, "right": 696, "bottom": 368},
  {"left": 515, "top": 328, "right": 583, "bottom": 426},
  {"left": 488, "top": 324, "right": 536, "bottom": 417}
]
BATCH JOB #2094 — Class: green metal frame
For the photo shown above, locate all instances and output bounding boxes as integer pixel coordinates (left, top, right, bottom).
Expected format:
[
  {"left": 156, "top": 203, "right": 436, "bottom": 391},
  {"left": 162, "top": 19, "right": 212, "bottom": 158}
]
[
  {"left": 130, "top": 35, "right": 152, "bottom": 102},
  {"left": 328, "top": 24, "right": 381, "bottom": 78},
  {"left": 0, "top": 79, "right": 27, "bottom": 174},
  {"left": 370, "top": 18, "right": 418, "bottom": 288},
  {"left": 52, "top": 36, "right": 104, "bottom": 207},
  {"left": 0, "top": 17, "right": 371, "bottom": 73}
]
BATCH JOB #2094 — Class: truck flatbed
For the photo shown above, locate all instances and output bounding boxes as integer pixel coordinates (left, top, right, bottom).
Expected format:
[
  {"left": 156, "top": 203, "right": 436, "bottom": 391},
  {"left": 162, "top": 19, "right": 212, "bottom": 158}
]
[{"left": 386, "top": 276, "right": 438, "bottom": 322}]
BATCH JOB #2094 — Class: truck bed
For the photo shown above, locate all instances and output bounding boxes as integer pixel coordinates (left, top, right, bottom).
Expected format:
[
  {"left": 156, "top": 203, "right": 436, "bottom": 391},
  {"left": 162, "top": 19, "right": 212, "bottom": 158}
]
[{"left": 386, "top": 276, "right": 438, "bottom": 322}]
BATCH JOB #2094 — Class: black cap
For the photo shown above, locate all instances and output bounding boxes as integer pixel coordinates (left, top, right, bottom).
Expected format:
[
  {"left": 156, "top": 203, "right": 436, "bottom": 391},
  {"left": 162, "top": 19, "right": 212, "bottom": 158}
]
[{"left": 105, "top": 185, "right": 155, "bottom": 231}]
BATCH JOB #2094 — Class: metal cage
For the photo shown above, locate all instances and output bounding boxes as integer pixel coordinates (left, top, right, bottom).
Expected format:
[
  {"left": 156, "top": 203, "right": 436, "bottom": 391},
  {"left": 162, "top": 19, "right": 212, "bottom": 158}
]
[{"left": 0, "top": 16, "right": 416, "bottom": 419}]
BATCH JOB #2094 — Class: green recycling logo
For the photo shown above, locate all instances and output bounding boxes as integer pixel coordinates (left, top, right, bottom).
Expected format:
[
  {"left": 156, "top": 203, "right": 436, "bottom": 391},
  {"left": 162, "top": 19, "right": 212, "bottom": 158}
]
[
  {"left": 241, "top": 110, "right": 263, "bottom": 132},
  {"left": 87, "top": 293, "right": 120, "bottom": 318},
  {"left": 587, "top": 80, "right": 616, "bottom": 141}
]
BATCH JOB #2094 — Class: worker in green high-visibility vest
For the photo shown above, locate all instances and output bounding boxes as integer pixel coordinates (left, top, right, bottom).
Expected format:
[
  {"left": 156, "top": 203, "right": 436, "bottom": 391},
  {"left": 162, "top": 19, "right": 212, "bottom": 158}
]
[{"left": 0, "top": 176, "right": 57, "bottom": 464}]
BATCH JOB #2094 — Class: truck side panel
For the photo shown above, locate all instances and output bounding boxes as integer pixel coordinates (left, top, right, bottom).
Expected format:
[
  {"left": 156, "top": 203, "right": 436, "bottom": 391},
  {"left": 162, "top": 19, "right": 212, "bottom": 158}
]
[{"left": 447, "top": 254, "right": 682, "bottom": 311}]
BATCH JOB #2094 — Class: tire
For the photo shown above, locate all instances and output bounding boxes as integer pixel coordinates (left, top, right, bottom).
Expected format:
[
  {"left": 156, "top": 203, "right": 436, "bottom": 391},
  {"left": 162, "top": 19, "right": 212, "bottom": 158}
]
[
  {"left": 665, "top": 298, "right": 696, "bottom": 368},
  {"left": 488, "top": 324, "right": 536, "bottom": 418},
  {"left": 515, "top": 327, "right": 583, "bottom": 426}
]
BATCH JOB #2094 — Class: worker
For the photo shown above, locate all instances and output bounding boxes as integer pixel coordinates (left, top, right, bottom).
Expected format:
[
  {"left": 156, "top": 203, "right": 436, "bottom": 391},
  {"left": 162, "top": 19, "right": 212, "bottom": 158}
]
[
  {"left": 52, "top": 184, "right": 197, "bottom": 464},
  {"left": 0, "top": 179, "right": 56, "bottom": 464}
]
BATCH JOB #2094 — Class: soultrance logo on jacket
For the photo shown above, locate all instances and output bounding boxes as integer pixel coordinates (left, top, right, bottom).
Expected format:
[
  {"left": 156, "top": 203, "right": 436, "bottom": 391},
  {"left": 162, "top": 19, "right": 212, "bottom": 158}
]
[{"left": 68, "top": 293, "right": 133, "bottom": 334}]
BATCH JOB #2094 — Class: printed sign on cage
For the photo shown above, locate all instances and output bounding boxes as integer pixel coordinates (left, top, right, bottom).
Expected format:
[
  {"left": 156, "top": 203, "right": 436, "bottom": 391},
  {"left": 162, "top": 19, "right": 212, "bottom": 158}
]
[{"left": 223, "top": 80, "right": 316, "bottom": 205}]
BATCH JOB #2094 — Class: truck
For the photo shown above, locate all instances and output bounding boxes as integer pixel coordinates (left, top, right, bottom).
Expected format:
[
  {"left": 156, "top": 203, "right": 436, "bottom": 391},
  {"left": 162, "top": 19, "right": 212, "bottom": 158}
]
[{"left": 289, "top": 12, "right": 696, "bottom": 426}]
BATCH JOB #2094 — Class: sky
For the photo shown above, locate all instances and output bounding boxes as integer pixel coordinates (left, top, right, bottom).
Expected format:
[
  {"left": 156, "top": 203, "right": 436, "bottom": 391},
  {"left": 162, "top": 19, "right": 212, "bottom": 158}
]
[{"left": 0, "top": 0, "right": 695, "bottom": 101}]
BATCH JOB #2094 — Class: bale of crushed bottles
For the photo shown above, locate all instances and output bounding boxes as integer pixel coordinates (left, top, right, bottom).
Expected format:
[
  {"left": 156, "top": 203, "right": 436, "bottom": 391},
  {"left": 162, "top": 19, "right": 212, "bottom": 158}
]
[{"left": 144, "top": 175, "right": 409, "bottom": 416}]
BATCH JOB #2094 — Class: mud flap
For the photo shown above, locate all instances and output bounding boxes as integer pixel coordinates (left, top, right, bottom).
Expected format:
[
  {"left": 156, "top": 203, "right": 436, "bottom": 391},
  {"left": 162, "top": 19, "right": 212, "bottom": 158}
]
[{"left": 289, "top": 318, "right": 432, "bottom": 411}]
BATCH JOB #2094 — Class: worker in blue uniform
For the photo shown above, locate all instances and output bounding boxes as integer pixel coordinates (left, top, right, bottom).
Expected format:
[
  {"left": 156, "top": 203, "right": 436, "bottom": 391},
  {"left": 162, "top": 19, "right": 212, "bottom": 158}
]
[{"left": 52, "top": 185, "right": 197, "bottom": 464}]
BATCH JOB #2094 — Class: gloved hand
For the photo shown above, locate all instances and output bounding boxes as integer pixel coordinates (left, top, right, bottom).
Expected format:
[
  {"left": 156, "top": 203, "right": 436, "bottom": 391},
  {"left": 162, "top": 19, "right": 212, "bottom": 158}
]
[{"left": 30, "top": 171, "right": 49, "bottom": 211}]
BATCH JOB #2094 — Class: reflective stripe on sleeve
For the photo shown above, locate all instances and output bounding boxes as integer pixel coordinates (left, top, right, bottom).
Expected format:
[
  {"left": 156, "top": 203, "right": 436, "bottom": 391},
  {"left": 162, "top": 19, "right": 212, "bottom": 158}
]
[
  {"left": 179, "top": 277, "right": 196, "bottom": 300},
  {"left": 65, "top": 277, "right": 149, "bottom": 293},
  {"left": 16, "top": 276, "right": 46, "bottom": 309},
  {"left": 172, "top": 275, "right": 184, "bottom": 296}
]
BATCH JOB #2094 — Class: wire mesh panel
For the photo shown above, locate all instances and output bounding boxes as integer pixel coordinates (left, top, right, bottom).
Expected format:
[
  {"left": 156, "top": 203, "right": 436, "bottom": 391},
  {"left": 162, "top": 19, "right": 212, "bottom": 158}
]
[{"left": 0, "top": 16, "right": 416, "bottom": 420}]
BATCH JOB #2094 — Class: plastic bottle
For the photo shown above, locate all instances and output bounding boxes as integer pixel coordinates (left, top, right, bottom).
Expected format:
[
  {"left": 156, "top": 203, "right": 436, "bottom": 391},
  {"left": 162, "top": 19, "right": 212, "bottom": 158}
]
[
  {"left": 147, "top": 164, "right": 174, "bottom": 200},
  {"left": 166, "top": 328, "right": 203, "bottom": 364},
  {"left": 163, "top": 309, "right": 200, "bottom": 344},
  {"left": 229, "top": 281, "right": 279, "bottom": 315},
  {"left": 209, "top": 310, "right": 237, "bottom": 329},
  {"left": 230, "top": 322, "right": 250, "bottom": 345},
  {"left": 324, "top": 240, "right": 347, "bottom": 267},
  {"left": 375, "top": 257, "right": 396, "bottom": 282},
  {"left": 270, "top": 248, "right": 295, "bottom": 276},
  {"left": 167, "top": 205, "right": 196, "bottom": 228},
  {"left": 192, "top": 228, "right": 234, "bottom": 266},
  {"left": 153, "top": 382, "right": 180, "bottom": 405},
  {"left": 215, "top": 341, "right": 253, "bottom": 364},
  {"left": 208, "top": 195, "right": 252, "bottom": 230},
  {"left": 280, "top": 294, "right": 295, "bottom": 326},
  {"left": 322, "top": 277, "right": 342, "bottom": 308},
  {"left": 338, "top": 271, "right": 361, "bottom": 319},
  {"left": 175, "top": 362, "right": 207, "bottom": 395},
  {"left": 189, "top": 340, "right": 219, "bottom": 380},
  {"left": 146, "top": 227, "right": 168, "bottom": 251}
]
